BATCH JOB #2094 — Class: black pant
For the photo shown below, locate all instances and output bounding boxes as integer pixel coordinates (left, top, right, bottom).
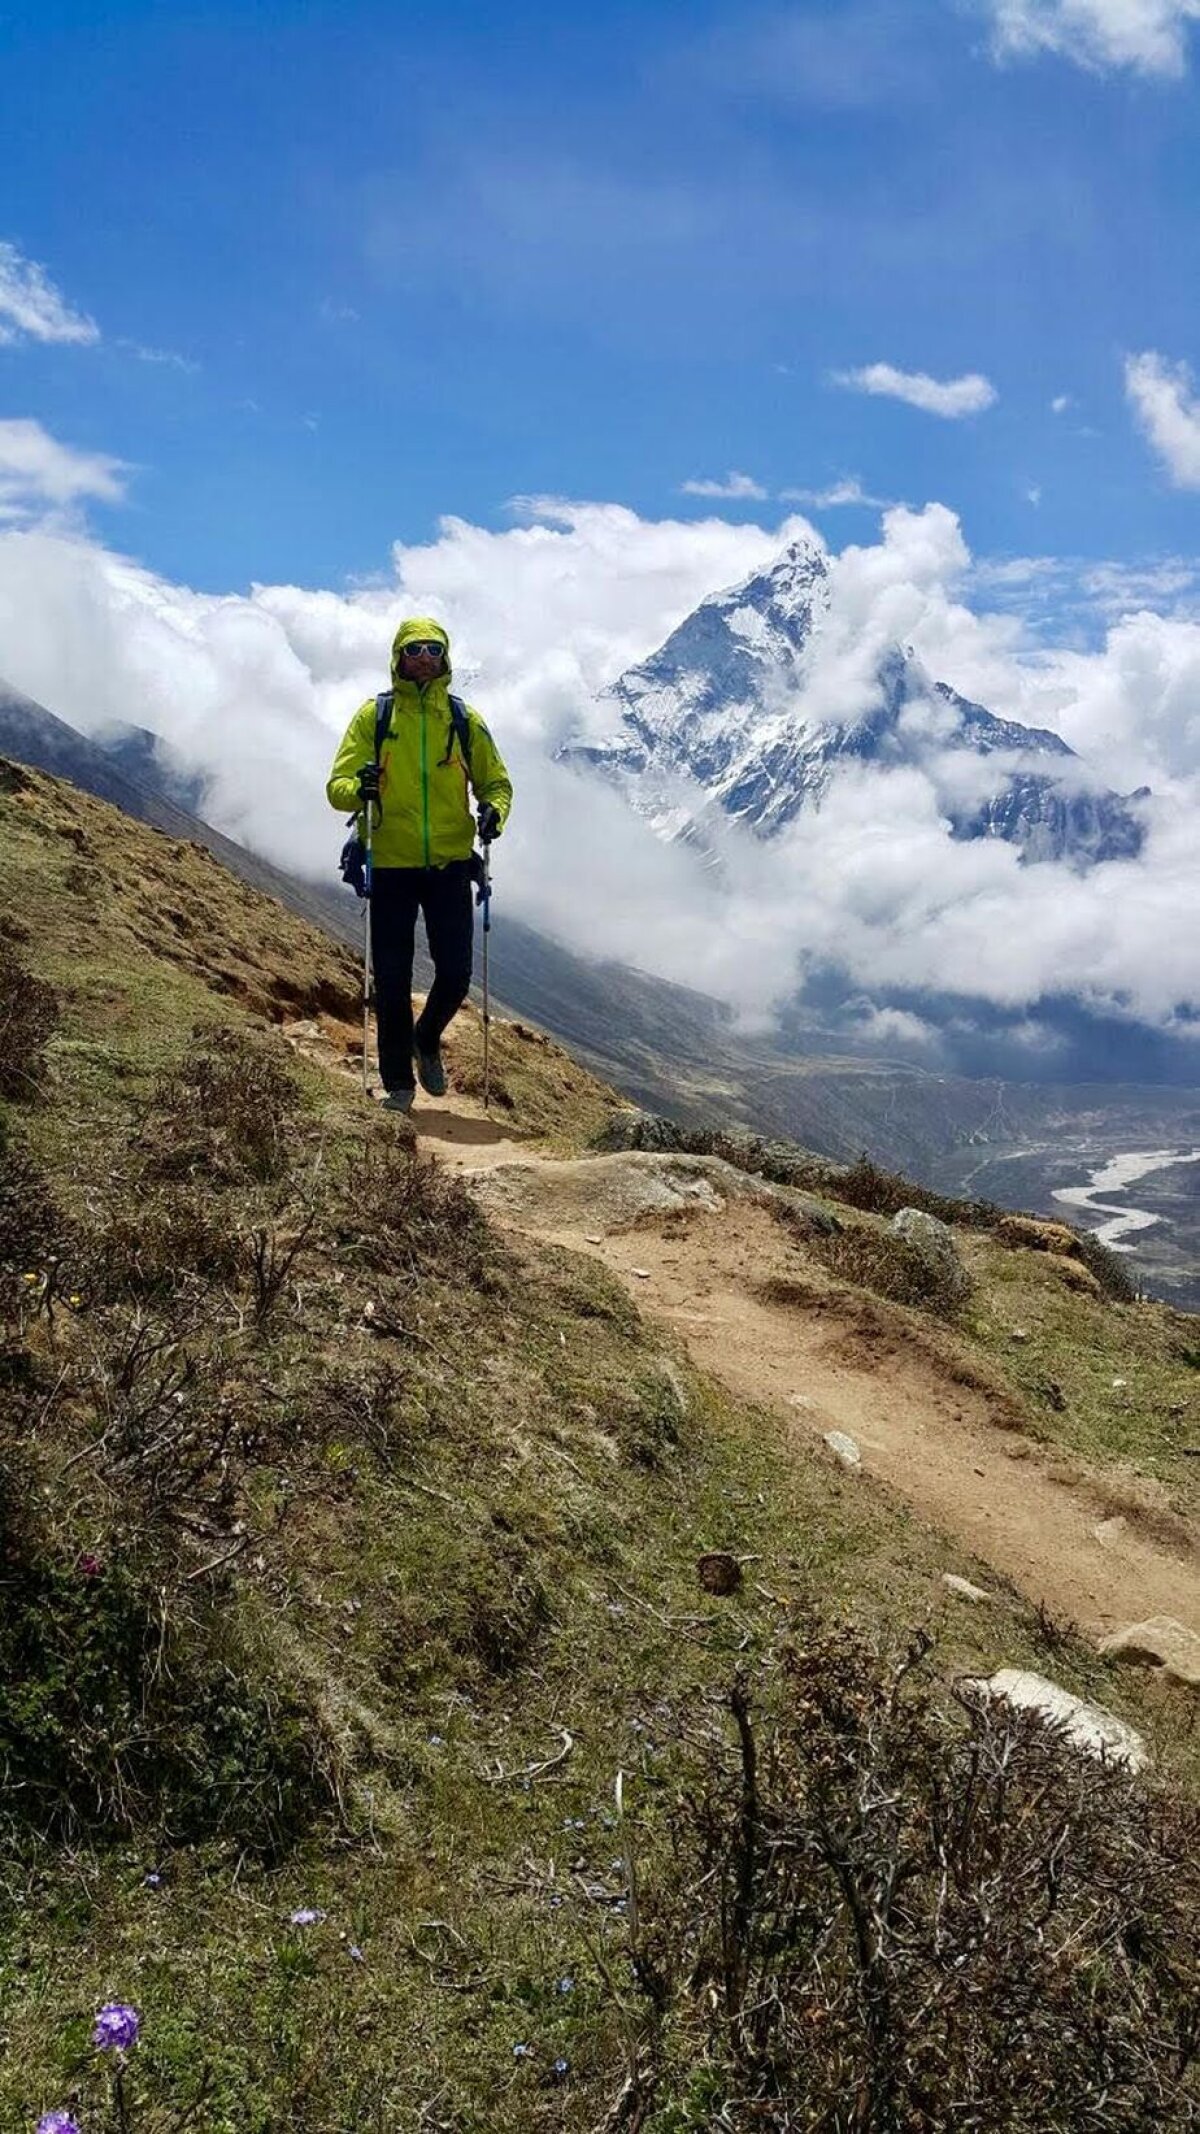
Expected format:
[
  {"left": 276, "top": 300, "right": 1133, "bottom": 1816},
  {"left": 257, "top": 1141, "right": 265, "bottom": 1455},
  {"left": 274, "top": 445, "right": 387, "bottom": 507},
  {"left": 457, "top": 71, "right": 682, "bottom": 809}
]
[{"left": 370, "top": 863, "right": 474, "bottom": 1091}]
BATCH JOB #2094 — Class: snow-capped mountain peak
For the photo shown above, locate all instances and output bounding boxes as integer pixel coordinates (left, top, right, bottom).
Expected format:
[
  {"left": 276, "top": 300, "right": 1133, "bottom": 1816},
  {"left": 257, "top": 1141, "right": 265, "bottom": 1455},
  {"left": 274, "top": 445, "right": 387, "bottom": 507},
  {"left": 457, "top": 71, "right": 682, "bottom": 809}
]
[{"left": 561, "top": 538, "right": 1147, "bottom": 867}]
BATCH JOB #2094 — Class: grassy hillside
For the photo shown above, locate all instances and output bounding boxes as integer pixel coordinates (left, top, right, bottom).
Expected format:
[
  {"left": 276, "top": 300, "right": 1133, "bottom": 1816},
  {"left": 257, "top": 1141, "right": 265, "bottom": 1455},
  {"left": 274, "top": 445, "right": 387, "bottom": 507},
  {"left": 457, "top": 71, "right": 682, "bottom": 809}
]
[{"left": 2, "top": 758, "right": 1198, "bottom": 2132}]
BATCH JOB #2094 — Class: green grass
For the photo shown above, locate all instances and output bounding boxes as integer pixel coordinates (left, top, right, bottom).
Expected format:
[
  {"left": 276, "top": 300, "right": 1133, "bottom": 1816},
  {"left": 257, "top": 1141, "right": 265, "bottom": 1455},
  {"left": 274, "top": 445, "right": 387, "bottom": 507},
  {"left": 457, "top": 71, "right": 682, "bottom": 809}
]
[{"left": 964, "top": 1235, "right": 1200, "bottom": 1523}]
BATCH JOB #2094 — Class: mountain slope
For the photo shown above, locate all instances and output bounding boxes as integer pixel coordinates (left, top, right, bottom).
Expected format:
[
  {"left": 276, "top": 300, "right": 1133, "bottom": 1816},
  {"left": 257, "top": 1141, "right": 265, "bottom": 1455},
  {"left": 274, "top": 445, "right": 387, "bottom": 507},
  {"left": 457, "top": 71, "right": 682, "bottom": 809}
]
[
  {"left": 564, "top": 537, "right": 1148, "bottom": 865},
  {"left": 2, "top": 754, "right": 1198, "bottom": 2129}
]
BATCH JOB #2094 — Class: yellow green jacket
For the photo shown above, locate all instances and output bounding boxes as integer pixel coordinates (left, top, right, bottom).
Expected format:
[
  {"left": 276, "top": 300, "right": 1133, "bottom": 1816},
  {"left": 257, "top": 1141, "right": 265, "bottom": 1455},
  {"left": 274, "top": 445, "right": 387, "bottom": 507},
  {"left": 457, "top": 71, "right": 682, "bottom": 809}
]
[{"left": 327, "top": 617, "right": 513, "bottom": 868}]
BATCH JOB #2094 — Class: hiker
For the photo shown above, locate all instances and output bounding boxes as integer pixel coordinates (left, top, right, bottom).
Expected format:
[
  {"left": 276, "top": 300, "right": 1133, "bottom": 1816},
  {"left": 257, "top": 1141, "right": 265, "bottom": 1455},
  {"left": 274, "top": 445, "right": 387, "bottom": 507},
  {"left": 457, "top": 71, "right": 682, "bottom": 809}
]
[{"left": 327, "top": 618, "right": 512, "bottom": 1111}]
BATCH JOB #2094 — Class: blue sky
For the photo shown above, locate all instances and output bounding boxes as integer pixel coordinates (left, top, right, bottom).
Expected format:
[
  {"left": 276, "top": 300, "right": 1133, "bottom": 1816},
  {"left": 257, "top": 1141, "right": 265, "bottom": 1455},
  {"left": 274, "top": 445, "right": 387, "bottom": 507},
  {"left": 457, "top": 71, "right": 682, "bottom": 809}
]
[{"left": 3, "top": 0, "right": 1200, "bottom": 592}]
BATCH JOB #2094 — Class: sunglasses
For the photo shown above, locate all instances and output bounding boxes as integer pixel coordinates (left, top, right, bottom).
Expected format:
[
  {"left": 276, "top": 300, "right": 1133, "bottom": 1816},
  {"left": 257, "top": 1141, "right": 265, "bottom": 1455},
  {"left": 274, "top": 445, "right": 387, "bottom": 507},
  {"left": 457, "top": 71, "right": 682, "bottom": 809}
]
[{"left": 401, "top": 640, "right": 445, "bottom": 659}]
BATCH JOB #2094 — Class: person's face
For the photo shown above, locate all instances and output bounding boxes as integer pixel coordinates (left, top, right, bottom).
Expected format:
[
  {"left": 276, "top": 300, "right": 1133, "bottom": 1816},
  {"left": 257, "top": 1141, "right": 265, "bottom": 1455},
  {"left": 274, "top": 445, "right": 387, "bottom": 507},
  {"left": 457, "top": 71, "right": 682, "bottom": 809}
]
[{"left": 399, "top": 638, "right": 445, "bottom": 683}]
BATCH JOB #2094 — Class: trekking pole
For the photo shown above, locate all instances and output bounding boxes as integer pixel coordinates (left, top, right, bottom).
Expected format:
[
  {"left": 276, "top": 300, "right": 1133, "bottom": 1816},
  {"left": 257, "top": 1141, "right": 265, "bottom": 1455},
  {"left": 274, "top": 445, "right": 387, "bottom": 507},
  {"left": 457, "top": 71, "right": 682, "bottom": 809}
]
[
  {"left": 480, "top": 840, "right": 492, "bottom": 1112},
  {"left": 361, "top": 799, "right": 375, "bottom": 1097}
]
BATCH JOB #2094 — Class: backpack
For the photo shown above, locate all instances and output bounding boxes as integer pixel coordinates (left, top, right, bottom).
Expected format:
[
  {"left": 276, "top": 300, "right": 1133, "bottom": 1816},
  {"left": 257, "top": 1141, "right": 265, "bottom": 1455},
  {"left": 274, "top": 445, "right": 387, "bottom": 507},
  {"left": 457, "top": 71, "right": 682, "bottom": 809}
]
[{"left": 338, "top": 690, "right": 473, "bottom": 897}]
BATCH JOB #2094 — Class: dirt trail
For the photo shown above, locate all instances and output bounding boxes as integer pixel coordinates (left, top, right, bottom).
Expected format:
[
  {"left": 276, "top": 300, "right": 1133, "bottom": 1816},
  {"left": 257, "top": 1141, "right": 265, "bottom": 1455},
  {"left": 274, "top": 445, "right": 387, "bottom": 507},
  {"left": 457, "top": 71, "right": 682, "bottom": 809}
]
[
  {"left": 283, "top": 1025, "right": 1200, "bottom": 1642},
  {"left": 453, "top": 1147, "right": 1200, "bottom": 1643}
]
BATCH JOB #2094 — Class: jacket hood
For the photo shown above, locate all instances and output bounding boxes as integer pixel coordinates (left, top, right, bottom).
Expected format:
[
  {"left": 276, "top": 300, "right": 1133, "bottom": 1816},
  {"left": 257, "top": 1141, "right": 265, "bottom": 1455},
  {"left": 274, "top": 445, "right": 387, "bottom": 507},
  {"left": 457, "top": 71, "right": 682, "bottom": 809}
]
[{"left": 391, "top": 617, "right": 452, "bottom": 688}]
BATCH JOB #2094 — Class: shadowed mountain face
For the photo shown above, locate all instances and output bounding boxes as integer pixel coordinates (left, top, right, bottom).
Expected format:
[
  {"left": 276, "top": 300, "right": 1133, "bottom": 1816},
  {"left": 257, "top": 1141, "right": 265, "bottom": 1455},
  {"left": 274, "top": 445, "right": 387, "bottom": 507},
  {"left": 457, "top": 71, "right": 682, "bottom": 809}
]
[{"left": 563, "top": 540, "right": 1148, "bottom": 866}]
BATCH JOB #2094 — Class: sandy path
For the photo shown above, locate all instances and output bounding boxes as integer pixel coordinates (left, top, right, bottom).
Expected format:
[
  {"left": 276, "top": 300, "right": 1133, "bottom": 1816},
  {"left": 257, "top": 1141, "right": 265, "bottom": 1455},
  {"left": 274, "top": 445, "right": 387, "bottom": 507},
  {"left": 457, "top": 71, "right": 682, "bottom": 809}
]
[{"left": 282, "top": 1026, "right": 1199, "bottom": 1642}]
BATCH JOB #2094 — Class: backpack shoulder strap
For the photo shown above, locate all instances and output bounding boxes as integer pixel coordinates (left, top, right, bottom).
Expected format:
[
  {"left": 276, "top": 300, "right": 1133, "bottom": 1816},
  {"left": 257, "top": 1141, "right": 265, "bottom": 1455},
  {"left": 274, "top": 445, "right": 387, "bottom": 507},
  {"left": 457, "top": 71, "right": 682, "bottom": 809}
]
[
  {"left": 447, "top": 693, "right": 473, "bottom": 769},
  {"left": 374, "top": 690, "right": 394, "bottom": 758}
]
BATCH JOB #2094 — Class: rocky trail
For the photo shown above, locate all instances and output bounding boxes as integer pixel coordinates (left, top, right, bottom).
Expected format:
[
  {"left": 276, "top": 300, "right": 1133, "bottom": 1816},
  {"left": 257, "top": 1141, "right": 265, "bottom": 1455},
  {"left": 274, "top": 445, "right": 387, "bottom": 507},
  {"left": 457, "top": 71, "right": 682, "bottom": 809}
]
[{"left": 286, "top": 1021, "right": 1200, "bottom": 1653}]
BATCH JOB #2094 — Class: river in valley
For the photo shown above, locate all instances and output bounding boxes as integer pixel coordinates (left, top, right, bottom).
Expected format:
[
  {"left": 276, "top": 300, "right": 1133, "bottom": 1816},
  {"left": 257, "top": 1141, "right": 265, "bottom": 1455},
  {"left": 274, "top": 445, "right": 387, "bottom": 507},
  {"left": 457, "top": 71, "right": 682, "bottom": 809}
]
[{"left": 1053, "top": 1148, "right": 1200, "bottom": 1252}]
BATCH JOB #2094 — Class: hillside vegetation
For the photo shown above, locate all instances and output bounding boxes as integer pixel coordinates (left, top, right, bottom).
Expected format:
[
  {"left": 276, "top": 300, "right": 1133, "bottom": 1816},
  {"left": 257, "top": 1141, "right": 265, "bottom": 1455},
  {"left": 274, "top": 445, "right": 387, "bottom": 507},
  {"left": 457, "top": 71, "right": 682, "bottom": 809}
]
[{"left": 2, "top": 757, "right": 1198, "bottom": 2132}]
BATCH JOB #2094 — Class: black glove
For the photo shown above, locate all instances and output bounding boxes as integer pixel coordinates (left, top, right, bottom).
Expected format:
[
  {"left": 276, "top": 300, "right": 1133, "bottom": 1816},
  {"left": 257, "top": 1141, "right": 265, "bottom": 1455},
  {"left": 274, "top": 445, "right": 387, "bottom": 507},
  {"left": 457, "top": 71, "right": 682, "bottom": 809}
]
[
  {"left": 477, "top": 801, "right": 502, "bottom": 845},
  {"left": 357, "top": 761, "right": 381, "bottom": 805}
]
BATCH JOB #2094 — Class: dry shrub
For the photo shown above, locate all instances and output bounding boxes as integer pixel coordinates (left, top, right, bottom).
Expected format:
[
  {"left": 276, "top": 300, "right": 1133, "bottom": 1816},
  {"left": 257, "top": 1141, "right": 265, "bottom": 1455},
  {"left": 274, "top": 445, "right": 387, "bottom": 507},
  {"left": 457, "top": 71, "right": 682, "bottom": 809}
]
[
  {"left": 0, "top": 1121, "right": 64, "bottom": 1276},
  {"left": 828, "top": 1153, "right": 988, "bottom": 1228},
  {"left": 768, "top": 1220, "right": 966, "bottom": 1316},
  {"left": 0, "top": 939, "right": 58, "bottom": 1100},
  {"left": 79, "top": 1182, "right": 243, "bottom": 1304},
  {"left": 653, "top": 1626, "right": 1200, "bottom": 2131},
  {"left": 1070, "top": 1227, "right": 1137, "bottom": 1303},
  {"left": 330, "top": 1134, "right": 493, "bottom": 1285},
  {"left": 142, "top": 1023, "right": 304, "bottom": 1184}
]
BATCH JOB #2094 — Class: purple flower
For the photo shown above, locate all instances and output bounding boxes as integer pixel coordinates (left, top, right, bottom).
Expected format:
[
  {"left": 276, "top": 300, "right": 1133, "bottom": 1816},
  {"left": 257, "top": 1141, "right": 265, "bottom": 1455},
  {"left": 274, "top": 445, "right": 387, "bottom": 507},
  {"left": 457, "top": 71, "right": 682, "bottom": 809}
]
[
  {"left": 553, "top": 2058, "right": 571, "bottom": 2079},
  {"left": 37, "top": 2114, "right": 82, "bottom": 2134},
  {"left": 93, "top": 2001, "right": 140, "bottom": 2052},
  {"left": 142, "top": 1871, "right": 162, "bottom": 1889},
  {"left": 556, "top": 1976, "right": 575, "bottom": 1994},
  {"left": 289, "top": 1907, "right": 326, "bottom": 1927},
  {"left": 512, "top": 2042, "right": 532, "bottom": 2060},
  {"left": 348, "top": 1944, "right": 364, "bottom": 1963}
]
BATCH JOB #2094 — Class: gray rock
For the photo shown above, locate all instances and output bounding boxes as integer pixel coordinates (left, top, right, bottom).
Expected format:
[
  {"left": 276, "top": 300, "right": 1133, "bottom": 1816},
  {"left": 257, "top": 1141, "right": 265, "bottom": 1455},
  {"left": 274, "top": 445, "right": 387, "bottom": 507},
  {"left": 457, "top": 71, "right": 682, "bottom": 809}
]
[
  {"left": 593, "top": 1110, "right": 689, "bottom": 1155},
  {"left": 463, "top": 1151, "right": 769, "bottom": 1234},
  {"left": 1098, "top": 1616, "right": 1200, "bottom": 1691},
  {"left": 968, "top": 1668, "right": 1147, "bottom": 1770},
  {"left": 824, "top": 1430, "right": 862, "bottom": 1469},
  {"left": 891, "top": 1207, "right": 973, "bottom": 1302}
]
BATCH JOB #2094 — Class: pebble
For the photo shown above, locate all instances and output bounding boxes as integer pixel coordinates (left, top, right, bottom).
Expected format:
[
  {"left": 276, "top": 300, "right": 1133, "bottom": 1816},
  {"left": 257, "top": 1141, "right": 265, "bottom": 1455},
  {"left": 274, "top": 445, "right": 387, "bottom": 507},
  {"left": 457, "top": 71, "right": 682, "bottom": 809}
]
[{"left": 942, "top": 1574, "right": 992, "bottom": 1604}]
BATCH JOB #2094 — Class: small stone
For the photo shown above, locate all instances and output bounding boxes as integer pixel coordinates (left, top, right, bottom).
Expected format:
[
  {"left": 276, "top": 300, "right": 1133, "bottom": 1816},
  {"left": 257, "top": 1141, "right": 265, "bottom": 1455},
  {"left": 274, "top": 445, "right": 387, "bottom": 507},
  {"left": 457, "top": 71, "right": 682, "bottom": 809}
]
[
  {"left": 1009, "top": 1328, "right": 1030, "bottom": 1344},
  {"left": 630, "top": 1267, "right": 651, "bottom": 1280},
  {"left": 584, "top": 1233, "right": 603, "bottom": 1244},
  {"left": 1111, "top": 1377, "right": 1127, "bottom": 1390},
  {"left": 1092, "top": 1516, "right": 1128, "bottom": 1548},
  {"left": 942, "top": 1574, "right": 991, "bottom": 1604},
  {"left": 1098, "top": 1617, "right": 1200, "bottom": 1691},
  {"left": 824, "top": 1430, "right": 861, "bottom": 1469},
  {"left": 697, "top": 1551, "right": 743, "bottom": 1596}
]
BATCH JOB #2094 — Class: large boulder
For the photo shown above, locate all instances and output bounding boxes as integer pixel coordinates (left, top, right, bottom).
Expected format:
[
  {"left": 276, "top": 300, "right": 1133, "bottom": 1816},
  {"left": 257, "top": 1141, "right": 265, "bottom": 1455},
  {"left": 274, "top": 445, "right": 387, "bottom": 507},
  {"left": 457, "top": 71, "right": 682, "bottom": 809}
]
[
  {"left": 594, "top": 1110, "right": 690, "bottom": 1155},
  {"left": 464, "top": 1150, "right": 770, "bottom": 1233},
  {"left": 890, "top": 1207, "right": 973, "bottom": 1304},
  {"left": 968, "top": 1669, "right": 1147, "bottom": 1770}
]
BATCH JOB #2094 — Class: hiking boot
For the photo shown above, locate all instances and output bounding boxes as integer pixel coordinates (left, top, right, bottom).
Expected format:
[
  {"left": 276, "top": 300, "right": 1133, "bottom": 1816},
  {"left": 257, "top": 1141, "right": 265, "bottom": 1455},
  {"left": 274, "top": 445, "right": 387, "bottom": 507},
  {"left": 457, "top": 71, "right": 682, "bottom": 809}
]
[
  {"left": 381, "top": 1086, "right": 415, "bottom": 1113},
  {"left": 413, "top": 1041, "right": 447, "bottom": 1097}
]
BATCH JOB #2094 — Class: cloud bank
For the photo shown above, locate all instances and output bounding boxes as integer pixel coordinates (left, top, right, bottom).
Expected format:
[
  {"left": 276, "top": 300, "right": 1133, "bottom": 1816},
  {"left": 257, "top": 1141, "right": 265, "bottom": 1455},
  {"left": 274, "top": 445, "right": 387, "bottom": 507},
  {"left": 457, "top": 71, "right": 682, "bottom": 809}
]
[
  {"left": 0, "top": 487, "right": 1196, "bottom": 1068},
  {"left": 833, "top": 364, "right": 998, "bottom": 418}
]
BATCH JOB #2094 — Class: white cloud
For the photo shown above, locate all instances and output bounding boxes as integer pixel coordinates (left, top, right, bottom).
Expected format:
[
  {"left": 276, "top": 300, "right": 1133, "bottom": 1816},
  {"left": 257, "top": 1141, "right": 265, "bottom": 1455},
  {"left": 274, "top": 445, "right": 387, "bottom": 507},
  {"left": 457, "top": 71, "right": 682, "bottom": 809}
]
[
  {"left": 117, "top": 338, "right": 200, "bottom": 375},
  {"left": 984, "top": 0, "right": 1200, "bottom": 76},
  {"left": 779, "top": 476, "right": 889, "bottom": 508},
  {"left": 1051, "top": 393, "right": 1073, "bottom": 413},
  {"left": 0, "top": 240, "right": 98, "bottom": 347},
  {"left": 833, "top": 363, "right": 998, "bottom": 418},
  {"left": 1125, "top": 349, "right": 1200, "bottom": 486},
  {"left": 0, "top": 495, "right": 1196, "bottom": 1045},
  {"left": 0, "top": 420, "right": 127, "bottom": 527},
  {"left": 680, "top": 471, "right": 768, "bottom": 500}
]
